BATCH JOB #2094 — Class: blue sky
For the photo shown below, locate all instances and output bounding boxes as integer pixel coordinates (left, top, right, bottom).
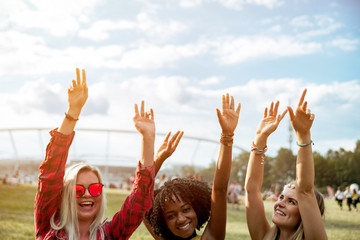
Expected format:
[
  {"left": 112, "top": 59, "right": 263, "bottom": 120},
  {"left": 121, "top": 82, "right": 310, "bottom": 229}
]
[{"left": 0, "top": 0, "right": 359, "bottom": 168}]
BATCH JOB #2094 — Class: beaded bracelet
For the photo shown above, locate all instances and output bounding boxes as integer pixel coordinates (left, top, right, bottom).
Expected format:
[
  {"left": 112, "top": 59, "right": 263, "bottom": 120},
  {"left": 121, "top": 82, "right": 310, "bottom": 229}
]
[
  {"left": 220, "top": 133, "right": 234, "bottom": 147},
  {"left": 65, "top": 112, "right": 79, "bottom": 121},
  {"left": 296, "top": 140, "right": 313, "bottom": 147},
  {"left": 251, "top": 141, "right": 267, "bottom": 164}
]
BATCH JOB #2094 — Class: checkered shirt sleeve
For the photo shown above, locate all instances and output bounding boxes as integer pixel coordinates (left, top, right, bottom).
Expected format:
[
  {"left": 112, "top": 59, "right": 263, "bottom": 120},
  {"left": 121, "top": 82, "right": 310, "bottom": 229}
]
[
  {"left": 34, "top": 129, "right": 75, "bottom": 239},
  {"left": 104, "top": 162, "right": 155, "bottom": 240}
]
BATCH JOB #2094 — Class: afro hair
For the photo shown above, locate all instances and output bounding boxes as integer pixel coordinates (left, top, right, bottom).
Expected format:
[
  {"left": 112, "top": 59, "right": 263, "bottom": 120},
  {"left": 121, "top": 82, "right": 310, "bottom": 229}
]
[{"left": 145, "top": 177, "right": 212, "bottom": 239}]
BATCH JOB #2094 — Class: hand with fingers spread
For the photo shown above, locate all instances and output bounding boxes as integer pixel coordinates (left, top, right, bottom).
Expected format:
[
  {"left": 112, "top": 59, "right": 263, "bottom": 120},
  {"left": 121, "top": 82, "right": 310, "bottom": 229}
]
[
  {"left": 216, "top": 93, "right": 241, "bottom": 135},
  {"left": 154, "top": 131, "right": 183, "bottom": 176},
  {"left": 287, "top": 88, "right": 314, "bottom": 136},
  {"left": 256, "top": 101, "right": 288, "bottom": 138},
  {"left": 155, "top": 131, "right": 183, "bottom": 168},
  {"left": 133, "top": 101, "right": 155, "bottom": 138}
]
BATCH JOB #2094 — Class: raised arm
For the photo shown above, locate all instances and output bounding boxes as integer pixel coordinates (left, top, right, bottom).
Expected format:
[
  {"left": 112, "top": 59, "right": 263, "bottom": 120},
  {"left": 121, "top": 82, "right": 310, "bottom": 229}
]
[
  {"left": 288, "top": 89, "right": 327, "bottom": 240},
  {"left": 58, "top": 68, "right": 88, "bottom": 135},
  {"left": 202, "top": 94, "right": 240, "bottom": 240},
  {"left": 244, "top": 101, "right": 287, "bottom": 240},
  {"left": 143, "top": 131, "right": 183, "bottom": 240},
  {"left": 154, "top": 131, "right": 184, "bottom": 176},
  {"left": 133, "top": 101, "right": 155, "bottom": 168},
  {"left": 35, "top": 68, "right": 87, "bottom": 239}
]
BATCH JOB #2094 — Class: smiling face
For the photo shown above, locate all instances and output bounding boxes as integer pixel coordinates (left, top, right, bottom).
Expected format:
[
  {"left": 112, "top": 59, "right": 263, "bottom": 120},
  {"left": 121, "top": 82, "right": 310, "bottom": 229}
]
[
  {"left": 163, "top": 195, "right": 198, "bottom": 238},
  {"left": 76, "top": 170, "right": 102, "bottom": 223},
  {"left": 272, "top": 188, "right": 301, "bottom": 231}
]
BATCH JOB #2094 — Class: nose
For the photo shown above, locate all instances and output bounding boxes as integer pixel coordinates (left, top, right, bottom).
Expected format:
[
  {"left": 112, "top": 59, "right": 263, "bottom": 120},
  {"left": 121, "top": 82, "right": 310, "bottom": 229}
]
[
  {"left": 275, "top": 199, "right": 285, "bottom": 208},
  {"left": 82, "top": 188, "right": 91, "bottom": 197},
  {"left": 176, "top": 213, "right": 186, "bottom": 224}
]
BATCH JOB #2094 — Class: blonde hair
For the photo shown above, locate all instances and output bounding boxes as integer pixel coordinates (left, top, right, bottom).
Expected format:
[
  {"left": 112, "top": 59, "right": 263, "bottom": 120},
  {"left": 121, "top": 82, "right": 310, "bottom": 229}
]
[
  {"left": 264, "top": 182, "right": 325, "bottom": 240},
  {"left": 50, "top": 163, "right": 106, "bottom": 240}
]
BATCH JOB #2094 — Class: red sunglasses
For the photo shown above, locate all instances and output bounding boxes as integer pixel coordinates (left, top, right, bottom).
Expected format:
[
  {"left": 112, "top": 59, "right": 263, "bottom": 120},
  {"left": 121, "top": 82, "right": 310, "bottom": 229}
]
[{"left": 75, "top": 183, "right": 104, "bottom": 198}]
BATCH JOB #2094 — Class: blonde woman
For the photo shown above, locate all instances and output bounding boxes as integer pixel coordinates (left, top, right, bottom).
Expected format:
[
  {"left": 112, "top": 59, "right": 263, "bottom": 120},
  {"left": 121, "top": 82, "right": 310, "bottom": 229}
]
[
  {"left": 245, "top": 89, "right": 327, "bottom": 240},
  {"left": 34, "top": 68, "right": 155, "bottom": 240}
]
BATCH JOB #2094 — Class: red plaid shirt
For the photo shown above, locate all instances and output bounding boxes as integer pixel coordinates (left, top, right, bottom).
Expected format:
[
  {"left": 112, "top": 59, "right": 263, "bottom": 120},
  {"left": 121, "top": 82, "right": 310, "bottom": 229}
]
[{"left": 34, "top": 129, "right": 154, "bottom": 240}]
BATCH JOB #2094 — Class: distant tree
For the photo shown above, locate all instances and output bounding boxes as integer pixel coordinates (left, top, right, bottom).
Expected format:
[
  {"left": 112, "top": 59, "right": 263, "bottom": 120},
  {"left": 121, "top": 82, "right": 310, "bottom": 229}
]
[
  {"left": 269, "top": 148, "right": 296, "bottom": 186},
  {"left": 355, "top": 140, "right": 360, "bottom": 153},
  {"left": 198, "top": 139, "right": 360, "bottom": 191},
  {"left": 198, "top": 161, "right": 216, "bottom": 182},
  {"left": 230, "top": 151, "right": 250, "bottom": 185},
  {"left": 262, "top": 155, "right": 275, "bottom": 190},
  {"left": 313, "top": 151, "right": 335, "bottom": 189}
]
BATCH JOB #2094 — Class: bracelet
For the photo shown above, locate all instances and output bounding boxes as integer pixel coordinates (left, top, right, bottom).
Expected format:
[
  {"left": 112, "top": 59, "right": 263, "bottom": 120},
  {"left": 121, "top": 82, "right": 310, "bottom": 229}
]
[
  {"left": 65, "top": 112, "right": 79, "bottom": 121},
  {"left": 251, "top": 141, "right": 267, "bottom": 164},
  {"left": 220, "top": 133, "right": 234, "bottom": 147},
  {"left": 296, "top": 140, "right": 313, "bottom": 147}
]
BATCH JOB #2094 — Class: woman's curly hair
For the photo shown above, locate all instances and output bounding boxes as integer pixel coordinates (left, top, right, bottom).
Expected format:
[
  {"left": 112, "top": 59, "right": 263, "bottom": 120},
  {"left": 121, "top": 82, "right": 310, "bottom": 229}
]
[{"left": 145, "top": 177, "right": 212, "bottom": 239}]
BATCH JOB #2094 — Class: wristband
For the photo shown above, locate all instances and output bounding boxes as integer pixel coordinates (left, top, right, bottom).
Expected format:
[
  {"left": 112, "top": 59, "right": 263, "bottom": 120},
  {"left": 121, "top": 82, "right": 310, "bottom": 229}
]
[
  {"left": 220, "top": 133, "right": 234, "bottom": 147},
  {"left": 296, "top": 140, "right": 313, "bottom": 147},
  {"left": 251, "top": 141, "right": 267, "bottom": 164},
  {"left": 65, "top": 112, "right": 79, "bottom": 121}
]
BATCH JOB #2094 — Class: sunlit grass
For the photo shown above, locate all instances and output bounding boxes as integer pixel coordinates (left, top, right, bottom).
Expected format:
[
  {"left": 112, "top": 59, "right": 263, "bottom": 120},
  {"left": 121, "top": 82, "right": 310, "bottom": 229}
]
[{"left": 0, "top": 184, "right": 359, "bottom": 239}]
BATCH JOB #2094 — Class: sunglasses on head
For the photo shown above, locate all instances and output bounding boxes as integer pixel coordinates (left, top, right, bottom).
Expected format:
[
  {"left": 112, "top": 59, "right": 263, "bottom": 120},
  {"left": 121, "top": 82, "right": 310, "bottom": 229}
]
[{"left": 75, "top": 183, "right": 104, "bottom": 198}]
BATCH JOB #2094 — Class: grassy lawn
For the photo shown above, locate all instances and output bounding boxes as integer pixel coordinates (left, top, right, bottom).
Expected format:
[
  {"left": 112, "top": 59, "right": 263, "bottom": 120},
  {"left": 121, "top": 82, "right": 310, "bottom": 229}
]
[{"left": 1, "top": 184, "right": 359, "bottom": 239}]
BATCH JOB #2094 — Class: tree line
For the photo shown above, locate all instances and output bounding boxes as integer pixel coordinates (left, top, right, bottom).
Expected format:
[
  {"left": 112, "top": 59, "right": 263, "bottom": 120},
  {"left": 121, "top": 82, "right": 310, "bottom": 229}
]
[{"left": 191, "top": 140, "right": 360, "bottom": 194}]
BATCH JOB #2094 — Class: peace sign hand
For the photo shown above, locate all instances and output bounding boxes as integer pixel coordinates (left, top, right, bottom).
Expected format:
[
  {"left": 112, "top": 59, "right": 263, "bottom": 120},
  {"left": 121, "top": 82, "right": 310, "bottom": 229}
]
[{"left": 68, "top": 68, "right": 88, "bottom": 113}]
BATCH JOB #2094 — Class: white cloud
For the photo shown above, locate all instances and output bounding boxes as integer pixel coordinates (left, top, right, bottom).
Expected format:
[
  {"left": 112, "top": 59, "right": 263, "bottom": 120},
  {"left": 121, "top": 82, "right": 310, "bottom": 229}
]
[
  {"left": 199, "top": 77, "right": 223, "bottom": 86},
  {"left": 216, "top": 0, "right": 283, "bottom": 10},
  {"left": 78, "top": 20, "right": 121, "bottom": 42},
  {"left": 0, "top": 29, "right": 127, "bottom": 75},
  {"left": 0, "top": 29, "right": 327, "bottom": 75},
  {"left": 292, "top": 15, "right": 342, "bottom": 39},
  {"left": 1, "top": 0, "right": 101, "bottom": 36},
  {"left": 115, "top": 43, "right": 208, "bottom": 69},
  {"left": 79, "top": 9, "right": 188, "bottom": 42},
  {"left": 213, "top": 36, "right": 322, "bottom": 64},
  {"left": 291, "top": 15, "right": 313, "bottom": 28},
  {"left": 329, "top": 38, "right": 359, "bottom": 51},
  {"left": 269, "top": 25, "right": 282, "bottom": 33},
  {"left": 136, "top": 12, "right": 188, "bottom": 41},
  {"left": 179, "top": 0, "right": 203, "bottom": 8}
]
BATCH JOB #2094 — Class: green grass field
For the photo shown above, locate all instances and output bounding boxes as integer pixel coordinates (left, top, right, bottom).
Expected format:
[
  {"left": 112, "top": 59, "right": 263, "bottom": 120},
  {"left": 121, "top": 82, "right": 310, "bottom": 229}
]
[{"left": 1, "top": 184, "right": 359, "bottom": 240}]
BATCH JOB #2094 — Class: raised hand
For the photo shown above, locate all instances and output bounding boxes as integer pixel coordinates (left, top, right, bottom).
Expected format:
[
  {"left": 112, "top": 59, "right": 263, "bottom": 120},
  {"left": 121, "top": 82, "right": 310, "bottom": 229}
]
[
  {"left": 68, "top": 68, "right": 88, "bottom": 114},
  {"left": 216, "top": 93, "right": 241, "bottom": 134},
  {"left": 133, "top": 100, "right": 155, "bottom": 137},
  {"left": 287, "top": 89, "right": 314, "bottom": 135},
  {"left": 154, "top": 131, "right": 184, "bottom": 175},
  {"left": 155, "top": 131, "right": 184, "bottom": 162},
  {"left": 256, "top": 101, "right": 287, "bottom": 137}
]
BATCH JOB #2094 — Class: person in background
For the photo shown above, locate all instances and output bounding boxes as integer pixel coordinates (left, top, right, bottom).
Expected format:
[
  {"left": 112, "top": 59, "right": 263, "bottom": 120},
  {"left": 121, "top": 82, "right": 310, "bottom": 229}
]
[
  {"left": 351, "top": 188, "right": 359, "bottom": 212},
  {"left": 34, "top": 68, "right": 155, "bottom": 240},
  {"left": 334, "top": 186, "right": 344, "bottom": 210},
  {"left": 245, "top": 89, "right": 327, "bottom": 240},
  {"left": 344, "top": 186, "right": 352, "bottom": 211}
]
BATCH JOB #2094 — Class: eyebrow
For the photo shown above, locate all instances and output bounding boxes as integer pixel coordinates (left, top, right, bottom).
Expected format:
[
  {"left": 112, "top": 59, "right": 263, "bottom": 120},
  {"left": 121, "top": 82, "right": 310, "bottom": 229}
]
[{"left": 164, "top": 203, "right": 190, "bottom": 214}]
